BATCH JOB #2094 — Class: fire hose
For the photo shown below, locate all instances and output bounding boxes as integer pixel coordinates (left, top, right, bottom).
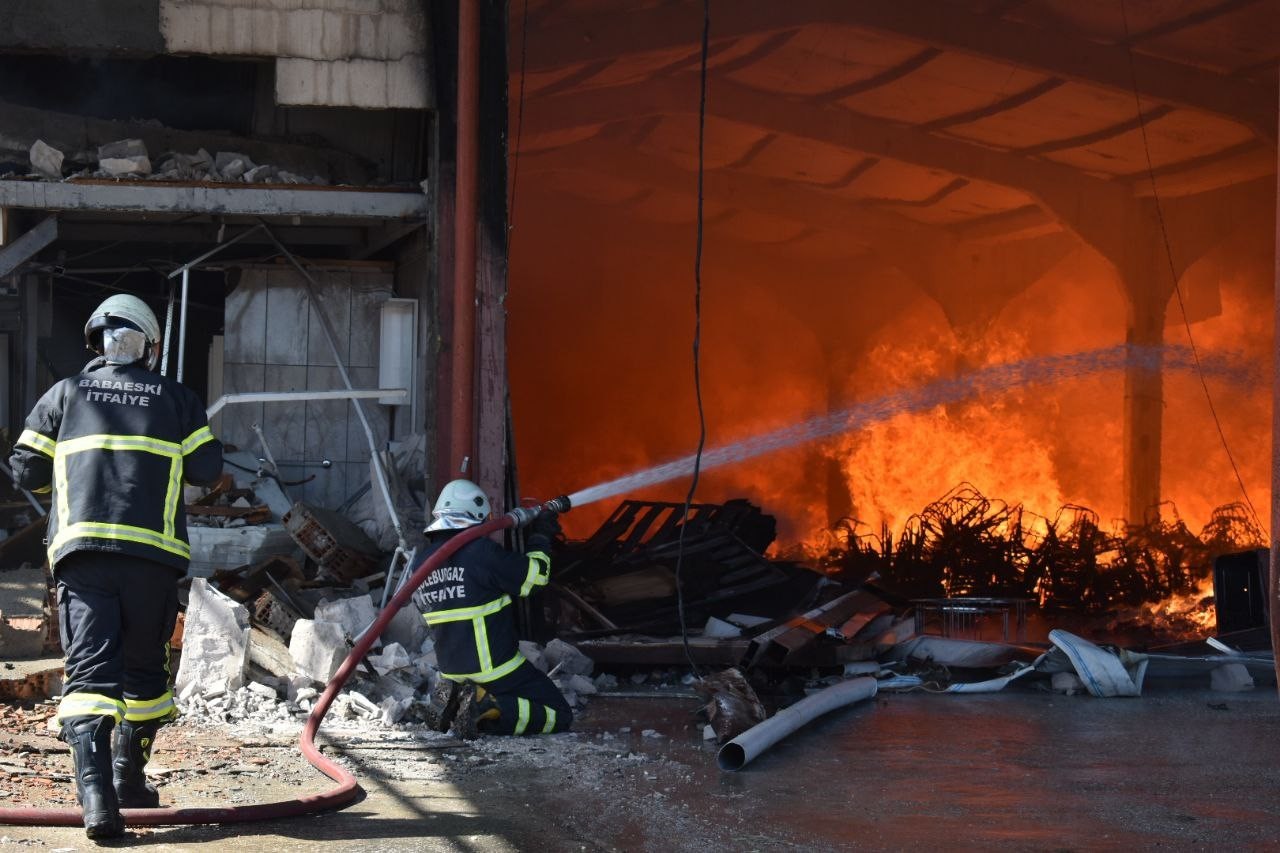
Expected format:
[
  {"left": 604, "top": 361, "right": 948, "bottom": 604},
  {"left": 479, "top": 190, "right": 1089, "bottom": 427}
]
[{"left": 0, "top": 496, "right": 570, "bottom": 829}]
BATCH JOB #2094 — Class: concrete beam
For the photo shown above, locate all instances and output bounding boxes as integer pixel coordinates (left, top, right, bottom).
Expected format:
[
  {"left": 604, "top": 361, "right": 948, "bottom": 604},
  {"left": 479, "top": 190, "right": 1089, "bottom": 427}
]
[
  {"left": 55, "top": 221, "right": 372, "bottom": 247},
  {"left": 0, "top": 216, "right": 57, "bottom": 278},
  {"left": 521, "top": 138, "right": 938, "bottom": 248},
  {"left": 0, "top": 0, "right": 162, "bottom": 55},
  {"left": 0, "top": 181, "right": 429, "bottom": 220},
  {"left": 525, "top": 0, "right": 1277, "bottom": 139},
  {"left": 526, "top": 74, "right": 1130, "bottom": 250}
]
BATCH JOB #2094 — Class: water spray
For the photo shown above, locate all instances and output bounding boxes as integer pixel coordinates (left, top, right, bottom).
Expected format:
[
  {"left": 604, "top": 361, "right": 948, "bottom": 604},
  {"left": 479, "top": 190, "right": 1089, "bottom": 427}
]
[{"left": 563, "top": 343, "right": 1252, "bottom": 511}]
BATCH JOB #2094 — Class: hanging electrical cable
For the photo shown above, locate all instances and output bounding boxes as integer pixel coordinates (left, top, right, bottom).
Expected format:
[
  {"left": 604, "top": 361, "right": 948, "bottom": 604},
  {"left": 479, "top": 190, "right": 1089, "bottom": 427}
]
[
  {"left": 1117, "top": 0, "right": 1266, "bottom": 538},
  {"left": 506, "top": 0, "right": 531, "bottom": 230},
  {"left": 673, "top": 0, "right": 712, "bottom": 679}
]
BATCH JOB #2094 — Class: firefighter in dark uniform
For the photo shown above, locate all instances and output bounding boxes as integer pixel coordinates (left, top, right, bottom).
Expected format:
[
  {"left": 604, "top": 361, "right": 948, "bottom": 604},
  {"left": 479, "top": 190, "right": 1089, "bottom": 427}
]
[
  {"left": 8, "top": 294, "right": 223, "bottom": 839},
  {"left": 413, "top": 479, "right": 573, "bottom": 739}
]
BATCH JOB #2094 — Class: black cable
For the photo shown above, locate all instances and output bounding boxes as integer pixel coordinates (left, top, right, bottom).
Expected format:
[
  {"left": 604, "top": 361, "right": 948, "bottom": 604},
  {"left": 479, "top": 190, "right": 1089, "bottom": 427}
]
[
  {"left": 506, "top": 0, "right": 531, "bottom": 231},
  {"left": 1118, "top": 0, "right": 1265, "bottom": 537},
  {"left": 673, "top": 0, "right": 711, "bottom": 680}
]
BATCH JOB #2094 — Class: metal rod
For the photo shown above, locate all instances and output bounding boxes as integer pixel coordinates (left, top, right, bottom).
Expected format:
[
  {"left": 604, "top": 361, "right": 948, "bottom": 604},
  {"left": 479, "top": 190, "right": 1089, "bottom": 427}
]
[
  {"left": 258, "top": 223, "right": 407, "bottom": 552},
  {"left": 206, "top": 388, "right": 407, "bottom": 419},
  {"left": 166, "top": 224, "right": 265, "bottom": 279},
  {"left": 160, "top": 282, "right": 175, "bottom": 377},
  {"left": 177, "top": 267, "right": 190, "bottom": 382}
]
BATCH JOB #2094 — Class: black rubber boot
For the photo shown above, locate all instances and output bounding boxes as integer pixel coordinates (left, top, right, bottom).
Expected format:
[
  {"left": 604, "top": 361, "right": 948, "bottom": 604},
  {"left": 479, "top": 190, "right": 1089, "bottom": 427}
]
[
  {"left": 61, "top": 715, "right": 125, "bottom": 839},
  {"left": 113, "top": 719, "right": 163, "bottom": 808},
  {"left": 423, "top": 678, "right": 464, "bottom": 733}
]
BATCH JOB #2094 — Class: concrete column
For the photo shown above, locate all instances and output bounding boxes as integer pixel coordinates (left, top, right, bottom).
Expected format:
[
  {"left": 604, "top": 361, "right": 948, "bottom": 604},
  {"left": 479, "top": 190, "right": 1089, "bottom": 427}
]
[{"left": 1121, "top": 261, "right": 1168, "bottom": 524}]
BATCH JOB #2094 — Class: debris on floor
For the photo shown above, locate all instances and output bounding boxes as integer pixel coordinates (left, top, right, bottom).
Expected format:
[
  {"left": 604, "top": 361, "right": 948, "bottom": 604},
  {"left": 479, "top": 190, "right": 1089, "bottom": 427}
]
[{"left": 16, "top": 137, "right": 335, "bottom": 186}]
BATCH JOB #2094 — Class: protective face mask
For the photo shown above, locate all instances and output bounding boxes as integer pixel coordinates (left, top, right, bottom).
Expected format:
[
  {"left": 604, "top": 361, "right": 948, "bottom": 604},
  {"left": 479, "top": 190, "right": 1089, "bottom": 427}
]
[{"left": 102, "top": 327, "right": 148, "bottom": 365}]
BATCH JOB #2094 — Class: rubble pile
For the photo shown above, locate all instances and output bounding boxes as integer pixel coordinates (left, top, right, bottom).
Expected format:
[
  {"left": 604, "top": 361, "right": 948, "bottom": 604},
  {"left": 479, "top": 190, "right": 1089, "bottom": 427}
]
[
  {"left": 186, "top": 474, "right": 274, "bottom": 530},
  {"left": 22, "top": 137, "right": 330, "bottom": 185}
]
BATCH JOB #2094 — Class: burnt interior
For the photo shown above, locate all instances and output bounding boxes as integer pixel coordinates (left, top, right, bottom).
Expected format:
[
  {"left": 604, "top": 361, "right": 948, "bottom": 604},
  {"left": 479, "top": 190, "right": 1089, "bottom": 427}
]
[{"left": 504, "top": 1, "right": 1277, "bottom": 628}]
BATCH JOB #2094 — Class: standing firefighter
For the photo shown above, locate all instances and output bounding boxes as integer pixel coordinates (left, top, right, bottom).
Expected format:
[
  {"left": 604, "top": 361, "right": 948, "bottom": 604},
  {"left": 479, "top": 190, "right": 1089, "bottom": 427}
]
[
  {"left": 8, "top": 295, "right": 223, "bottom": 839},
  {"left": 413, "top": 479, "right": 574, "bottom": 738}
]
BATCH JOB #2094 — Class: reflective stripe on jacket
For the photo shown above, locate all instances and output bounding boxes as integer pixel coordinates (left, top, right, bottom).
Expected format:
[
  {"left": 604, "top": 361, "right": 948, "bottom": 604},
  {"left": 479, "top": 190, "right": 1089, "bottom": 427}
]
[
  {"left": 9, "top": 359, "right": 223, "bottom": 571},
  {"left": 415, "top": 533, "right": 551, "bottom": 683}
]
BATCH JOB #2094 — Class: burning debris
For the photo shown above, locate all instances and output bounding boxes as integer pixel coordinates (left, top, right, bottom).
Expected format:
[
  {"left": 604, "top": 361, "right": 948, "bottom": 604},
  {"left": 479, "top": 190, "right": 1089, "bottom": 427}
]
[{"left": 817, "top": 483, "right": 1265, "bottom": 639}]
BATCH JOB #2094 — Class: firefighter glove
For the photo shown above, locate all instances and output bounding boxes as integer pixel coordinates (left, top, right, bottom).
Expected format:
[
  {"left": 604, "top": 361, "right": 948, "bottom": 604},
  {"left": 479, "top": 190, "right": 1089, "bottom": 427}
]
[{"left": 527, "top": 510, "right": 561, "bottom": 552}]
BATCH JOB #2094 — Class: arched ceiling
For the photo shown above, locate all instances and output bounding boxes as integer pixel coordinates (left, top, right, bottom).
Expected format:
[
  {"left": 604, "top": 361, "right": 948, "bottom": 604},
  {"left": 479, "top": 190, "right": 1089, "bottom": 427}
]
[{"left": 511, "top": 0, "right": 1279, "bottom": 256}]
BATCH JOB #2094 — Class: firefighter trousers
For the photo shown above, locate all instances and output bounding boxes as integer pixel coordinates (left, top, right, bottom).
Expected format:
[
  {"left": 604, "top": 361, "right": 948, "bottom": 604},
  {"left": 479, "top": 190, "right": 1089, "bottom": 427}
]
[
  {"left": 55, "top": 552, "right": 180, "bottom": 725},
  {"left": 485, "top": 660, "right": 574, "bottom": 735}
]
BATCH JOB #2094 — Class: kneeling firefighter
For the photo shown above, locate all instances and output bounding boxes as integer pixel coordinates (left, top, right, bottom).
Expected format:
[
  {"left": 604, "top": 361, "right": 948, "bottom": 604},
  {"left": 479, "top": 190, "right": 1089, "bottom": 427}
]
[
  {"left": 8, "top": 295, "right": 223, "bottom": 839},
  {"left": 412, "top": 479, "right": 574, "bottom": 738}
]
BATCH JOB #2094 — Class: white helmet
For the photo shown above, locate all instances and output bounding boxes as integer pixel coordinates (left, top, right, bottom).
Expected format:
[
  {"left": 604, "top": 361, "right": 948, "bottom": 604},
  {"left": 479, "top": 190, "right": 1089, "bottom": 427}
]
[
  {"left": 84, "top": 294, "right": 161, "bottom": 350},
  {"left": 426, "top": 479, "right": 491, "bottom": 531}
]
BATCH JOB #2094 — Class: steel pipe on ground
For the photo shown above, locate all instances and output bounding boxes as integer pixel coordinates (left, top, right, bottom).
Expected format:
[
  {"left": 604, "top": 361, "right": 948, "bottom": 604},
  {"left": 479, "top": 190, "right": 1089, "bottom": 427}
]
[{"left": 717, "top": 677, "right": 878, "bottom": 772}]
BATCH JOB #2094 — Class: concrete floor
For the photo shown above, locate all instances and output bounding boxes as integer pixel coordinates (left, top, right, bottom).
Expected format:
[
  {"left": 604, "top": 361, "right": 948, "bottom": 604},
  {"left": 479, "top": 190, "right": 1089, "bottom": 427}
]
[{"left": 3, "top": 682, "right": 1279, "bottom": 851}]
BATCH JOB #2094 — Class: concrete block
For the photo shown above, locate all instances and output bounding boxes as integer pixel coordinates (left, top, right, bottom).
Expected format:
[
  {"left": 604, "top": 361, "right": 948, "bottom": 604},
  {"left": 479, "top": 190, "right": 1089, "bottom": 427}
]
[
  {"left": 214, "top": 151, "right": 256, "bottom": 181},
  {"left": 519, "top": 641, "right": 546, "bottom": 672},
  {"left": 29, "top": 140, "right": 64, "bottom": 179},
  {"left": 289, "top": 619, "right": 347, "bottom": 683},
  {"left": 369, "top": 641, "right": 411, "bottom": 676},
  {"left": 1210, "top": 663, "right": 1254, "bottom": 692},
  {"left": 97, "top": 139, "right": 151, "bottom": 176},
  {"left": 315, "top": 594, "right": 378, "bottom": 642},
  {"left": 380, "top": 696, "right": 412, "bottom": 725},
  {"left": 187, "top": 523, "right": 302, "bottom": 577},
  {"left": 567, "top": 674, "right": 597, "bottom": 696},
  {"left": 175, "top": 579, "right": 250, "bottom": 698},
  {"left": 275, "top": 56, "right": 431, "bottom": 109},
  {"left": 381, "top": 601, "right": 425, "bottom": 652},
  {"left": 543, "top": 639, "right": 594, "bottom": 678}
]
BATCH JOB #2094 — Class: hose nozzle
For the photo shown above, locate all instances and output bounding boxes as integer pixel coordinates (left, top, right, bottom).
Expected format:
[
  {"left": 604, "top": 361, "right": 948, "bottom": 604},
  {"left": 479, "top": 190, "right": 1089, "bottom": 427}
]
[{"left": 506, "top": 495, "right": 573, "bottom": 528}]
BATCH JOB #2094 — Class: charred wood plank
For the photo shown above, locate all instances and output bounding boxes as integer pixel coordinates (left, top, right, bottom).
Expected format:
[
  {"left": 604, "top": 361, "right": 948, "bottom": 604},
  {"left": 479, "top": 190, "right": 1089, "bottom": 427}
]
[{"left": 748, "top": 589, "right": 888, "bottom": 666}]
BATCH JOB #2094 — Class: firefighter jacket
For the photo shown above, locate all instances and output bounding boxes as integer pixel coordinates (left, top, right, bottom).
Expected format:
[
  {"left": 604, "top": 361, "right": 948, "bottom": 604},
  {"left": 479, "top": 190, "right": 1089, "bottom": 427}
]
[
  {"left": 414, "top": 531, "right": 551, "bottom": 683},
  {"left": 9, "top": 358, "right": 223, "bottom": 571}
]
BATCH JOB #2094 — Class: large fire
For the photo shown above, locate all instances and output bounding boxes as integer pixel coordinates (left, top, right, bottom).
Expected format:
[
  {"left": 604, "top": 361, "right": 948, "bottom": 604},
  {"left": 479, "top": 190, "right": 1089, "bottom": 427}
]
[{"left": 507, "top": 170, "right": 1271, "bottom": 634}]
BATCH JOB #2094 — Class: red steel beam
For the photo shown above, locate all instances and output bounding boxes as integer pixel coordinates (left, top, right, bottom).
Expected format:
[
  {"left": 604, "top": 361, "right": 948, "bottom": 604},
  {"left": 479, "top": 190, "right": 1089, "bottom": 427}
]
[{"left": 450, "top": 0, "right": 480, "bottom": 475}]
